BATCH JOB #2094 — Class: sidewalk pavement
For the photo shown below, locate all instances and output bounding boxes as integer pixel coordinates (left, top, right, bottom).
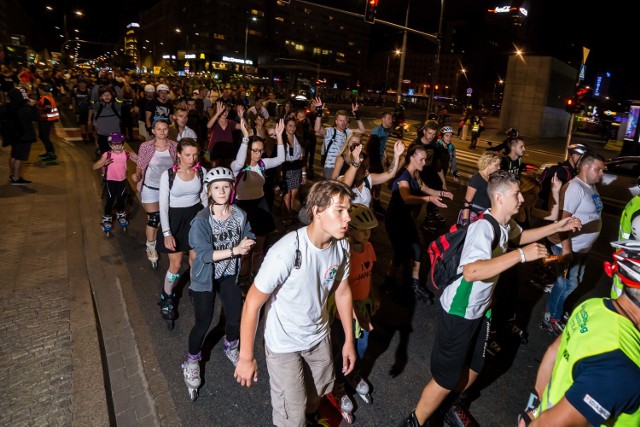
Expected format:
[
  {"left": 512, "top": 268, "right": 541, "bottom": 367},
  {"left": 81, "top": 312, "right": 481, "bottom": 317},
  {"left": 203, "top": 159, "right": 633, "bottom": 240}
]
[{"left": 0, "top": 128, "right": 177, "bottom": 426}]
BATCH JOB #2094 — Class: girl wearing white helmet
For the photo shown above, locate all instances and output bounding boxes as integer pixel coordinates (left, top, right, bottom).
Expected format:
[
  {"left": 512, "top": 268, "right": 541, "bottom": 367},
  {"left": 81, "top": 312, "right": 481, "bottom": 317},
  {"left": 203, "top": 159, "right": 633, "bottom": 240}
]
[
  {"left": 436, "top": 126, "right": 459, "bottom": 181},
  {"left": 183, "top": 166, "right": 255, "bottom": 398},
  {"left": 156, "top": 138, "right": 208, "bottom": 330}
]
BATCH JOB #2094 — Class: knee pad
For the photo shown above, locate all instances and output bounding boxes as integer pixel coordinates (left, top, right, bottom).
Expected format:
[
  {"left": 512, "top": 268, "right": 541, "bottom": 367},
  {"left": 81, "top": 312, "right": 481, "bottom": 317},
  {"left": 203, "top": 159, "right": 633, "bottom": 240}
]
[{"left": 147, "top": 212, "right": 160, "bottom": 228}]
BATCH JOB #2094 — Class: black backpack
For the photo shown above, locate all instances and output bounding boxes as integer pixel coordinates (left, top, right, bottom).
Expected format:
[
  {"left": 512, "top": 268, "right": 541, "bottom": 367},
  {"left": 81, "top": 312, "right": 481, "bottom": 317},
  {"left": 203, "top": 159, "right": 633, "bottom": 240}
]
[{"left": 427, "top": 213, "right": 501, "bottom": 291}]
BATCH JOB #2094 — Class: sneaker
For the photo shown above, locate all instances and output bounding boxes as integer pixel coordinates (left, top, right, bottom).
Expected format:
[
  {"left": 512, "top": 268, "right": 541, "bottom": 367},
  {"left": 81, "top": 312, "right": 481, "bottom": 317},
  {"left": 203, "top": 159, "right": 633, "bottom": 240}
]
[
  {"left": 398, "top": 410, "right": 427, "bottom": 427},
  {"left": 8, "top": 176, "right": 15, "bottom": 184},
  {"left": 443, "top": 404, "right": 479, "bottom": 427},
  {"left": 10, "top": 177, "right": 32, "bottom": 185},
  {"left": 333, "top": 392, "right": 354, "bottom": 413},
  {"left": 543, "top": 283, "right": 554, "bottom": 293},
  {"left": 223, "top": 337, "right": 240, "bottom": 366},
  {"left": 540, "top": 318, "right": 564, "bottom": 336},
  {"left": 38, "top": 152, "right": 50, "bottom": 159}
]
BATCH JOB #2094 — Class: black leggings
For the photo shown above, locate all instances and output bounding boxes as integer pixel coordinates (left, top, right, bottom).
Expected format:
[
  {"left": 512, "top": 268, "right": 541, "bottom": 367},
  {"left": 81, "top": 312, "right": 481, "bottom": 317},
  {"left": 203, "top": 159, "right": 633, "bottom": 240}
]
[
  {"left": 104, "top": 180, "right": 127, "bottom": 216},
  {"left": 188, "top": 275, "right": 242, "bottom": 355}
]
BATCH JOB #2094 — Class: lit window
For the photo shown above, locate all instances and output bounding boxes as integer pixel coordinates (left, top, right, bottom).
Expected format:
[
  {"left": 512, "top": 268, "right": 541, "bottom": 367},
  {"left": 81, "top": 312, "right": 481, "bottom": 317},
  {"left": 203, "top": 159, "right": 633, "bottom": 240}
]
[
  {"left": 336, "top": 52, "right": 345, "bottom": 58},
  {"left": 250, "top": 9, "right": 265, "bottom": 17},
  {"left": 214, "top": 34, "right": 225, "bottom": 40},
  {"left": 313, "top": 48, "right": 321, "bottom": 54},
  {"left": 295, "top": 44, "right": 304, "bottom": 51},
  {"left": 322, "top": 50, "right": 328, "bottom": 55},
  {"left": 275, "top": 16, "right": 284, "bottom": 22}
]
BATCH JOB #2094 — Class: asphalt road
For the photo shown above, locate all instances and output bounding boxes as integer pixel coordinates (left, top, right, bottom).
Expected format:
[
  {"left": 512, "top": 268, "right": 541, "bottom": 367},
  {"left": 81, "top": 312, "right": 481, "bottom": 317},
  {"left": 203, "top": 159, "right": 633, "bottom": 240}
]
[{"left": 60, "top": 104, "right": 616, "bottom": 426}]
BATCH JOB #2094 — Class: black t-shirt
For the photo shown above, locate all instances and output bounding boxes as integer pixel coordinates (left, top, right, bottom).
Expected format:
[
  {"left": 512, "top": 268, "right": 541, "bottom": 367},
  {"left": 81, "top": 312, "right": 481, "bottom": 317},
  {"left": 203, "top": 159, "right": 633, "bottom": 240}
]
[
  {"left": 411, "top": 138, "right": 444, "bottom": 189},
  {"left": 145, "top": 99, "right": 174, "bottom": 123},
  {"left": 501, "top": 156, "right": 523, "bottom": 176},
  {"left": 468, "top": 173, "right": 490, "bottom": 209},
  {"left": 73, "top": 88, "right": 91, "bottom": 113}
]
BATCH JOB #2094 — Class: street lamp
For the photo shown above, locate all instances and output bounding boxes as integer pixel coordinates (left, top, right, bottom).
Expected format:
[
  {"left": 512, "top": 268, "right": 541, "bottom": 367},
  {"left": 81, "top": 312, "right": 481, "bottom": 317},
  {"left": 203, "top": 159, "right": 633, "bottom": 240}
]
[
  {"left": 385, "top": 49, "right": 401, "bottom": 92},
  {"left": 454, "top": 67, "right": 467, "bottom": 103},
  {"left": 244, "top": 16, "right": 258, "bottom": 73}
]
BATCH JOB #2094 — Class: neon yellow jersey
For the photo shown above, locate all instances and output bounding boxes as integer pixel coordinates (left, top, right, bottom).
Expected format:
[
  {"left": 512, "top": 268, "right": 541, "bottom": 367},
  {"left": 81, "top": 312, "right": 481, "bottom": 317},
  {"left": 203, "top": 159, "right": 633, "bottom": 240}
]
[{"left": 537, "top": 298, "right": 640, "bottom": 426}]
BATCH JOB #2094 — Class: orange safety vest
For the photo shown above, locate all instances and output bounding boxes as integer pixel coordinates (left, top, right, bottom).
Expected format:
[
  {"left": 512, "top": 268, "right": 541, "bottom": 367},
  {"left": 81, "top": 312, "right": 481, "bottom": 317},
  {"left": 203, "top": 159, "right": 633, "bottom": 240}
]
[{"left": 37, "top": 94, "right": 60, "bottom": 122}]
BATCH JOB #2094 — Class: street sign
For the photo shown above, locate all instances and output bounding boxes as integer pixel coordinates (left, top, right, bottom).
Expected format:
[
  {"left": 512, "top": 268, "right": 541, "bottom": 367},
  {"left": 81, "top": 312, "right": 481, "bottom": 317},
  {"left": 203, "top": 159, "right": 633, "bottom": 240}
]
[
  {"left": 579, "top": 64, "right": 586, "bottom": 81},
  {"left": 466, "top": 88, "right": 473, "bottom": 94}
]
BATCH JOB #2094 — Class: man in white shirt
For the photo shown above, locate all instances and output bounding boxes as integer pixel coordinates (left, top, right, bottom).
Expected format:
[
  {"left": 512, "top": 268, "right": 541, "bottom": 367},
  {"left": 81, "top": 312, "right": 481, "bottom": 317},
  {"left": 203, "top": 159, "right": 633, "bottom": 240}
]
[{"left": 235, "top": 180, "right": 357, "bottom": 426}]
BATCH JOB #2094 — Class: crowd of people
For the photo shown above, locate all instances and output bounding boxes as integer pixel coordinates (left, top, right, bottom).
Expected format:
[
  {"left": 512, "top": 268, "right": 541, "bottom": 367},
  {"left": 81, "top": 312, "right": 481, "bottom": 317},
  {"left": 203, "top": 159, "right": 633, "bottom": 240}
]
[{"left": 1, "top": 65, "right": 638, "bottom": 427}]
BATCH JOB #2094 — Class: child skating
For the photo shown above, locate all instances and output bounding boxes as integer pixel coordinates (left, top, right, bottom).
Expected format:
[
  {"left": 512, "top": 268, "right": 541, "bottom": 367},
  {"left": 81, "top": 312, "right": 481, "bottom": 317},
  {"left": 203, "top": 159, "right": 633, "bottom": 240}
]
[
  {"left": 92, "top": 132, "right": 137, "bottom": 236},
  {"left": 182, "top": 167, "right": 255, "bottom": 400},
  {"left": 328, "top": 203, "right": 379, "bottom": 423}
]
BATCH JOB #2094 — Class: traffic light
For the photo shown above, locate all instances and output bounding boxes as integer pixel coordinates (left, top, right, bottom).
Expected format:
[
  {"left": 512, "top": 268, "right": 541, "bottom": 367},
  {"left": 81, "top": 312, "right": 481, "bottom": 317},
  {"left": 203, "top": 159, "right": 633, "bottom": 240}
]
[
  {"left": 565, "top": 98, "right": 575, "bottom": 113},
  {"left": 364, "top": 0, "right": 378, "bottom": 24}
]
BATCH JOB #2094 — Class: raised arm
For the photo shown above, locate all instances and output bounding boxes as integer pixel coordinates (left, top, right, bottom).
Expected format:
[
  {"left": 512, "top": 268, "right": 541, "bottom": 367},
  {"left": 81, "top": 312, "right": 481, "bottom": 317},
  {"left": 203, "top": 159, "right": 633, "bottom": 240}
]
[
  {"left": 370, "top": 140, "right": 404, "bottom": 186},
  {"left": 352, "top": 102, "right": 366, "bottom": 133},
  {"left": 311, "top": 97, "right": 327, "bottom": 136},
  {"left": 206, "top": 101, "right": 225, "bottom": 129}
]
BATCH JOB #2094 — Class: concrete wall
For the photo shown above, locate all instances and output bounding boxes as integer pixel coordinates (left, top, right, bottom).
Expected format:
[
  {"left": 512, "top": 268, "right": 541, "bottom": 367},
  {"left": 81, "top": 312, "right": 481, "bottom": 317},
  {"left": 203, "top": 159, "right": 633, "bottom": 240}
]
[{"left": 500, "top": 55, "right": 577, "bottom": 139}]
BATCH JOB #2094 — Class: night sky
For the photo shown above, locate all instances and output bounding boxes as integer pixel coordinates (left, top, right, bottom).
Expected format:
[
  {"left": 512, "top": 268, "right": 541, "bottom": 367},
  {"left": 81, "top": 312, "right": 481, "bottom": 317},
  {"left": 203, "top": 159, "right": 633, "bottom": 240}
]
[{"left": 29, "top": 0, "right": 638, "bottom": 100}]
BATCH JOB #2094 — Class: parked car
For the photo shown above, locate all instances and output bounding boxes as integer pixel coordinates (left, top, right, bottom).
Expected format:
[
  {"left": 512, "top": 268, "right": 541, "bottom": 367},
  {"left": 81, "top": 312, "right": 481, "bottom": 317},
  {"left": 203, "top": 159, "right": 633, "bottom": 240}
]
[{"left": 539, "top": 156, "right": 640, "bottom": 211}]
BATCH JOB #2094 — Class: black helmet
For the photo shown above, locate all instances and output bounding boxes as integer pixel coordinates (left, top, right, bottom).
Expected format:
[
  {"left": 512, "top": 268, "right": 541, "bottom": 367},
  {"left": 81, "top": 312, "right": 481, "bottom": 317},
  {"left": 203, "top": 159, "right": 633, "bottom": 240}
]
[
  {"left": 568, "top": 143, "right": 590, "bottom": 156},
  {"left": 506, "top": 128, "right": 520, "bottom": 139}
]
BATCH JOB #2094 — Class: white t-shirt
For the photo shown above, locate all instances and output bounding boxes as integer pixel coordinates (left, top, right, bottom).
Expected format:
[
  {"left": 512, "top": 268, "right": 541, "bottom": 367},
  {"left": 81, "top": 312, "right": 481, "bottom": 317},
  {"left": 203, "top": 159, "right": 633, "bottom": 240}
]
[
  {"left": 159, "top": 168, "right": 208, "bottom": 233},
  {"left": 254, "top": 227, "right": 350, "bottom": 352},
  {"left": 440, "top": 212, "right": 522, "bottom": 320},
  {"left": 549, "top": 177, "right": 602, "bottom": 253},
  {"left": 351, "top": 175, "right": 373, "bottom": 207},
  {"left": 144, "top": 150, "right": 174, "bottom": 189},
  {"left": 322, "top": 127, "right": 352, "bottom": 169}
]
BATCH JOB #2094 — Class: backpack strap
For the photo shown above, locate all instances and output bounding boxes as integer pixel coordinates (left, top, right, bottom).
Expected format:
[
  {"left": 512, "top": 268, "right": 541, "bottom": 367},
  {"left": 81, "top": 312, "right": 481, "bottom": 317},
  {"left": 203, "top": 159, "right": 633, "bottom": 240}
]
[
  {"left": 482, "top": 213, "right": 502, "bottom": 251},
  {"left": 363, "top": 175, "right": 371, "bottom": 191},
  {"left": 103, "top": 151, "right": 112, "bottom": 179},
  {"left": 167, "top": 165, "right": 178, "bottom": 191}
]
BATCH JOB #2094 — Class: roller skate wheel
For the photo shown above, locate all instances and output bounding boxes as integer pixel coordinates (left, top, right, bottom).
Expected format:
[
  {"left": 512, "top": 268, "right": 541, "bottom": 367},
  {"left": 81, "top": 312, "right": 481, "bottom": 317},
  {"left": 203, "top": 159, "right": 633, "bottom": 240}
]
[
  {"left": 359, "top": 393, "right": 372, "bottom": 404},
  {"left": 341, "top": 411, "right": 354, "bottom": 424},
  {"left": 166, "top": 320, "right": 175, "bottom": 330},
  {"left": 189, "top": 388, "right": 198, "bottom": 402},
  {"left": 151, "top": 261, "right": 158, "bottom": 269},
  {"left": 104, "top": 231, "right": 111, "bottom": 237}
]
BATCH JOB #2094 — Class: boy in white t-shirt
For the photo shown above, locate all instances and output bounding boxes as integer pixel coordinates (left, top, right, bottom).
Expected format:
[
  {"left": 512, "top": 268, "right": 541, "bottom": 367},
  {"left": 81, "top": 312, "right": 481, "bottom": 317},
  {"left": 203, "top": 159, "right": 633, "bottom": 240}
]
[{"left": 235, "top": 180, "right": 357, "bottom": 426}]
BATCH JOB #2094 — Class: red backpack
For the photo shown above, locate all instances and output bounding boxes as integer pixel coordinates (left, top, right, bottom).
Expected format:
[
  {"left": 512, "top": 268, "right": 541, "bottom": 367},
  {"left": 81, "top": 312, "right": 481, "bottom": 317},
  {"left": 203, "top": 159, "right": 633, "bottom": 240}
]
[{"left": 427, "top": 213, "right": 500, "bottom": 291}]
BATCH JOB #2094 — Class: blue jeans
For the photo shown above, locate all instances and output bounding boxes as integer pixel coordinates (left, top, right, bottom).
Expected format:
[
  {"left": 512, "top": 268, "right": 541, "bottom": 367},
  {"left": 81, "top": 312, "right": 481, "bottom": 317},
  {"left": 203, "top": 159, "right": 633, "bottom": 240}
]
[{"left": 546, "top": 245, "right": 588, "bottom": 321}]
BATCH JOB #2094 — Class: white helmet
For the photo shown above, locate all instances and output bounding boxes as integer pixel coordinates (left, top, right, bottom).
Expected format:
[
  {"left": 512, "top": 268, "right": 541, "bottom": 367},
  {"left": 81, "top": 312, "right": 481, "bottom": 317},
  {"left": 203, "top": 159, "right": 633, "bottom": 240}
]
[
  {"left": 204, "top": 167, "right": 235, "bottom": 187},
  {"left": 144, "top": 84, "right": 155, "bottom": 93},
  {"left": 441, "top": 126, "right": 453, "bottom": 134},
  {"left": 349, "top": 203, "right": 378, "bottom": 230},
  {"left": 156, "top": 84, "right": 169, "bottom": 92}
]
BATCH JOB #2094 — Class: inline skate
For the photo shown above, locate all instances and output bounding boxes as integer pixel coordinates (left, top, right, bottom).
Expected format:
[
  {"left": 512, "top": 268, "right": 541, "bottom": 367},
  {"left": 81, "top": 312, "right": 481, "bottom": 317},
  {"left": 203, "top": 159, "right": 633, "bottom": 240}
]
[
  {"left": 181, "top": 355, "right": 201, "bottom": 402},
  {"left": 146, "top": 240, "right": 158, "bottom": 269},
  {"left": 411, "top": 279, "right": 434, "bottom": 305},
  {"left": 223, "top": 336, "right": 240, "bottom": 366},
  {"left": 101, "top": 215, "right": 112, "bottom": 237},
  {"left": 326, "top": 385, "right": 354, "bottom": 424},
  {"left": 116, "top": 211, "right": 128, "bottom": 231},
  {"left": 347, "top": 375, "right": 372, "bottom": 404},
  {"left": 159, "top": 290, "right": 177, "bottom": 330}
]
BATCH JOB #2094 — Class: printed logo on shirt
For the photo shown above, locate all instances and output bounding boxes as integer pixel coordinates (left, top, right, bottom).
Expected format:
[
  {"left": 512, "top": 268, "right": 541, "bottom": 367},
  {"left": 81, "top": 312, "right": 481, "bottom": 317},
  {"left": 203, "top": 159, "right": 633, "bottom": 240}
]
[
  {"left": 324, "top": 266, "right": 339, "bottom": 283},
  {"left": 592, "top": 194, "right": 603, "bottom": 215},
  {"left": 583, "top": 394, "right": 610, "bottom": 420}
]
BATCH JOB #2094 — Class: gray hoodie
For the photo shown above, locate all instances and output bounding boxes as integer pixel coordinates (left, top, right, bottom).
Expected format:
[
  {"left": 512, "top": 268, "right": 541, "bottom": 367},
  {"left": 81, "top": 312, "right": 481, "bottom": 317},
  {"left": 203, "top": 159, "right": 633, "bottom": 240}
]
[{"left": 188, "top": 205, "right": 254, "bottom": 292}]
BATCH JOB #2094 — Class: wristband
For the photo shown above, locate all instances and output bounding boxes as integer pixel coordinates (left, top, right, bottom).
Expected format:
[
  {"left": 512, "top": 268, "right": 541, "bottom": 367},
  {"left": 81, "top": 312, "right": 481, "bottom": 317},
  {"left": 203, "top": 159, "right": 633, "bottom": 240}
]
[
  {"left": 351, "top": 161, "right": 361, "bottom": 168},
  {"left": 163, "top": 230, "right": 172, "bottom": 237},
  {"left": 242, "top": 137, "right": 250, "bottom": 143},
  {"left": 353, "top": 112, "right": 361, "bottom": 121},
  {"left": 316, "top": 106, "right": 323, "bottom": 115},
  {"left": 230, "top": 247, "right": 235, "bottom": 257},
  {"left": 517, "top": 248, "right": 526, "bottom": 263}
]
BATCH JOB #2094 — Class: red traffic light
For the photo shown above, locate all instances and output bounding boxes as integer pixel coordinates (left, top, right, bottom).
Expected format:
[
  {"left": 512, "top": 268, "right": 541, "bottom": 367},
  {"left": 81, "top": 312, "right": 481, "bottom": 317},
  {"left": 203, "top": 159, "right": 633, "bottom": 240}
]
[
  {"left": 364, "top": 0, "right": 378, "bottom": 23},
  {"left": 565, "top": 98, "right": 575, "bottom": 113}
]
